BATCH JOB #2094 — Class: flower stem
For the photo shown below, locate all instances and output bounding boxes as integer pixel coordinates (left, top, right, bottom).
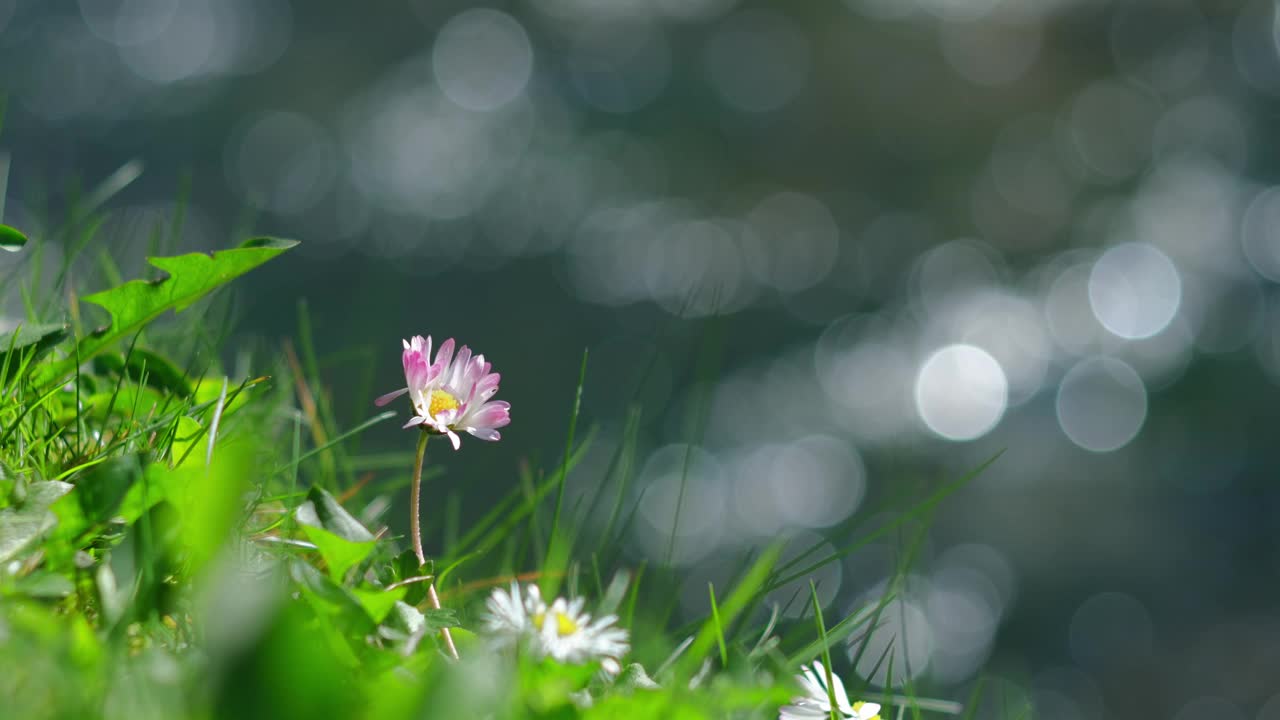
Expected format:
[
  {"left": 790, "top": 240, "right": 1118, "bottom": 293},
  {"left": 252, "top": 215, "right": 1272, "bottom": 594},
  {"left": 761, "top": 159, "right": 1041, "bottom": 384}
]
[
  {"left": 410, "top": 430, "right": 429, "bottom": 566},
  {"left": 411, "top": 429, "right": 459, "bottom": 660}
]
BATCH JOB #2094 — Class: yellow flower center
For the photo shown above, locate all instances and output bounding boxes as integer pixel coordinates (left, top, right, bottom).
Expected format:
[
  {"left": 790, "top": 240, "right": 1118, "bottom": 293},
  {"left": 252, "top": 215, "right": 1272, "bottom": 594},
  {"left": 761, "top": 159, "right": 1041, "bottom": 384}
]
[
  {"left": 424, "top": 388, "right": 460, "bottom": 417},
  {"left": 533, "top": 610, "right": 579, "bottom": 637}
]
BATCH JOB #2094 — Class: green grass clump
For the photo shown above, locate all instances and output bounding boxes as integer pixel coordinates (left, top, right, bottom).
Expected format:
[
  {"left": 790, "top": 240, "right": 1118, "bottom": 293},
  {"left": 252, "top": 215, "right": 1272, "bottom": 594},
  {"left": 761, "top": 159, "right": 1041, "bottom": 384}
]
[{"left": 0, "top": 169, "right": 995, "bottom": 719}]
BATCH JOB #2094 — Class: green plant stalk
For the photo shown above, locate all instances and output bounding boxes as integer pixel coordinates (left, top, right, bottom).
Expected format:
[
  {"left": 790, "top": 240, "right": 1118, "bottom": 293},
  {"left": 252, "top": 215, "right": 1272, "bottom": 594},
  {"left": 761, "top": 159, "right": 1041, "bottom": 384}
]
[
  {"left": 410, "top": 429, "right": 458, "bottom": 660},
  {"left": 810, "top": 581, "right": 839, "bottom": 720}
]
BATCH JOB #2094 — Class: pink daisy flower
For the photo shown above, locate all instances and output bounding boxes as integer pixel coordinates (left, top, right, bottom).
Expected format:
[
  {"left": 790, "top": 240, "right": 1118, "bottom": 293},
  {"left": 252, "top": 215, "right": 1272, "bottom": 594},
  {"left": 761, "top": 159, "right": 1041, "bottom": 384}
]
[{"left": 375, "top": 335, "right": 511, "bottom": 450}]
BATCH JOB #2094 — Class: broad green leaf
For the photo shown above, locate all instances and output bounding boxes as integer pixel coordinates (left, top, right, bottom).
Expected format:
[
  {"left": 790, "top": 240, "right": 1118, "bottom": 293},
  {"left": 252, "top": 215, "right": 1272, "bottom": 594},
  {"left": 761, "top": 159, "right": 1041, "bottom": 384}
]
[
  {"left": 300, "top": 523, "right": 375, "bottom": 582},
  {"left": 351, "top": 585, "right": 407, "bottom": 624},
  {"left": 0, "top": 323, "right": 68, "bottom": 383},
  {"left": 383, "top": 600, "right": 425, "bottom": 638},
  {"left": 296, "top": 486, "right": 375, "bottom": 543},
  {"left": 395, "top": 549, "right": 429, "bottom": 605},
  {"left": 33, "top": 237, "right": 297, "bottom": 388},
  {"left": 170, "top": 416, "right": 203, "bottom": 468},
  {"left": 92, "top": 348, "right": 193, "bottom": 397},
  {"left": 519, "top": 657, "right": 599, "bottom": 713},
  {"left": 615, "top": 663, "right": 660, "bottom": 692},
  {"left": 46, "top": 456, "right": 143, "bottom": 559},
  {"left": 175, "top": 441, "right": 251, "bottom": 574},
  {"left": 71, "top": 455, "right": 140, "bottom": 525},
  {"left": 288, "top": 559, "right": 375, "bottom": 639},
  {"left": 82, "top": 444, "right": 251, "bottom": 575},
  {"left": 52, "top": 386, "right": 166, "bottom": 426},
  {"left": 0, "top": 480, "right": 72, "bottom": 563},
  {"left": 211, "top": 594, "right": 363, "bottom": 718},
  {"left": 8, "top": 571, "right": 74, "bottom": 598},
  {"left": 113, "top": 462, "right": 187, "bottom": 525},
  {"left": 420, "top": 607, "right": 460, "bottom": 633},
  {"left": 0, "top": 223, "right": 26, "bottom": 252}
]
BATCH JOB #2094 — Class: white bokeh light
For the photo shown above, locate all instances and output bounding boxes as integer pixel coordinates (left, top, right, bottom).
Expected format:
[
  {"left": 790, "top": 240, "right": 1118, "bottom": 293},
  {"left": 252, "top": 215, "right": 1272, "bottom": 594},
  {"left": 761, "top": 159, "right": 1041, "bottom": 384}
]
[
  {"left": 433, "top": 9, "right": 534, "bottom": 112},
  {"left": 939, "top": 17, "right": 1042, "bottom": 87},
  {"left": 1152, "top": 96, "right": 1248, "bottom": 172},
  {"left": 761, "top": 533, "right": 843, "bottom": 619},
  {"left": 1056, "top": 357, "right": 1148, "bottom": 452},
  {"left": 1088, "top": 243, "right": 1182, "bottom": 340},
  {"left": 1067, "top": 80, "right": 1159, "bottom": 181},
  {"left": 642, "top": 218, "right": 753, "bottom": 317},
  {"left": 733, "top": 438, "right": 863, "bottom": 538},
  {"left": 651, "top": 0, "right": 741, "bottom": 22},
  {"left": 115, "top": 0, "right": 216, "bottom": 83},
  {"left": 346, "top": 82, "right": 534, "bottom": 221},
  {"left": 815, "top": 318, "right": 919, "bottom": 444},
  {"left": 1044, "top": 262, "right": 1106, "bottom": 354},
  {"left": 569, "top": 19, "right": 671, "bottom": 114},
  {"left": 927, "top": 564, "right": 1001, "bottom": 683},
  {"left": 759, "top": 436, "right": 868, "bottom": 530},
  {"left": 1131, "top": 154, "right": 1241, "bottom": 274},
  {"left": 634, "top": 444, "right": 728, "bottom": 567},
  {"left": 1242, "top": 186, "right": 1280, "bottom": 282},
  {"left": 227, "top": 111, "right": 337, "bottom": 215},
  {"left": 703, "top": 10, "right": 810, "bottom": 113},
  {"left": 1068, "top": 591, "right": 1154, "bottom": 668},
  {"left": 912, "top": 239, "right": 1002, "bottom": 317},
  {"left": 850, "top": 593, "right": 933, "bottom": 687},
  {"left": 925, "top": 288, "right": 1051, "bottom": 406},
  {"left": 80, "top": 0, "right": 176, "bottom": 46},
  {"left": 743, "top": 192, "right": 840, "bottom": 293},
  {"left": 914, "top": 344, "right": 1008, "bottom": 441}
]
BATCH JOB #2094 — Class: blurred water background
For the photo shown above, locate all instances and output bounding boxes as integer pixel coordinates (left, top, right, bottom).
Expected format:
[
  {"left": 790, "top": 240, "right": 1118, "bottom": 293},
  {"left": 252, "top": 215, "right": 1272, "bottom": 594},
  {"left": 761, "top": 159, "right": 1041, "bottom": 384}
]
[{"left": 4, "top": 1, "right": 1280, "bottom": 717}]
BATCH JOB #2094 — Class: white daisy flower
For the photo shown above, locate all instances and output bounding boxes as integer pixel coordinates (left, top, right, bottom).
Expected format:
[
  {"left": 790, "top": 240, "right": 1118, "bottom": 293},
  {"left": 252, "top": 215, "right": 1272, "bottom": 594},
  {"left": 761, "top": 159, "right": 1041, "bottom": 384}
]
[
  {"left": 531, "top": 595, "right": 630, "bottom": 674},
  {"left": 483, "top": 582, "right": 547, "bottom": 641},
  {"left": 376, "top": 335, "right": 511, "bottom": 450},
  {"left": 481, "top": 582, "right": 629, "bottom": 673},
  {"left": 779, "top": 661, "right": 881, "bottom": 720}
]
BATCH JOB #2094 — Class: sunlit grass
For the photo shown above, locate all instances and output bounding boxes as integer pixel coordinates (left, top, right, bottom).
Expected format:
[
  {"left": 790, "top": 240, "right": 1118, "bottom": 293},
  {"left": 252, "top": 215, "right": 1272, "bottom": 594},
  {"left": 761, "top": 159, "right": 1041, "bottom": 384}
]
[{"left": 0, "top": 165, "right": 1003, "bottom": 719}]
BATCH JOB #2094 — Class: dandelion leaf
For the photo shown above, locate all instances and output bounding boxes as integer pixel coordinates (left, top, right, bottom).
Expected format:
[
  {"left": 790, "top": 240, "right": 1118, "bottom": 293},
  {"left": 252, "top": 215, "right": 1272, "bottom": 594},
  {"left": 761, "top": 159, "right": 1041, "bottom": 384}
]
[{"left": 34, "top": 237, "right": 297, "bottom": 388}]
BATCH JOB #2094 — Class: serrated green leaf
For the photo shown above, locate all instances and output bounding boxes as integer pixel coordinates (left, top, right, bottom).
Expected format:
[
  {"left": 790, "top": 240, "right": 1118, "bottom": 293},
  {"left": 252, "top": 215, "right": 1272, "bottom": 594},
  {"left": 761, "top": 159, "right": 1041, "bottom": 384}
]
[
  {"left": 0, "top": 223, "right": 26, "bottom": 252},
  {"left": 300, "top": 524, "right": 375, "bottom": 582},
  {"left": 0, "top": 481, "right": 73, "bottom": 564},
  {"left": 33, "top": 237, "right": 297, "bottom": 388}
]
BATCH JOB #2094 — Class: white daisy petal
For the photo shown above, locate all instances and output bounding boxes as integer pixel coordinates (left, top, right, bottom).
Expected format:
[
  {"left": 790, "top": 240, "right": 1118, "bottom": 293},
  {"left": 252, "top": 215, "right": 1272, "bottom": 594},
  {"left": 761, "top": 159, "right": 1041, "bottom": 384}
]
[
  {"left": 852, "top": 702, "right": 882, "bottom": 720},
  {"left": 382, "top": 334, "right": 510, "bottom": 450},
  {"left": 783, "top": 661, "right": 882, "bottom": 720},
  {"left": 827, "top": 663, "right": 854, "bottom": 714}
]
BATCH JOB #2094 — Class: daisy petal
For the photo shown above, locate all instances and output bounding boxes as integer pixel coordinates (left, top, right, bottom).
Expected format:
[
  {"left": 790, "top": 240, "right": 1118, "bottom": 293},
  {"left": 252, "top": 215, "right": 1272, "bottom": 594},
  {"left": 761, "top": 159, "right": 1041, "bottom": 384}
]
[
  {"left": 374, "top": 387, "right": 409, "bottom": 406},
  {"left": 778, "top": 702, "right": 831, "bottom": 719}
]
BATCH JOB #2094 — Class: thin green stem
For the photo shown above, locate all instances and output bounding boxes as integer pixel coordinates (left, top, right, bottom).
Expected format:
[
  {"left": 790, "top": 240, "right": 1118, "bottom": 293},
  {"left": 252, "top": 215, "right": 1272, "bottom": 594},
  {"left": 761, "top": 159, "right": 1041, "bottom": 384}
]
[
  {"left": 411, "top": 430, "right": 429, "bottom": 565},
  {"left": 410, "top": 430, "right": 459, "bottom": 660}
]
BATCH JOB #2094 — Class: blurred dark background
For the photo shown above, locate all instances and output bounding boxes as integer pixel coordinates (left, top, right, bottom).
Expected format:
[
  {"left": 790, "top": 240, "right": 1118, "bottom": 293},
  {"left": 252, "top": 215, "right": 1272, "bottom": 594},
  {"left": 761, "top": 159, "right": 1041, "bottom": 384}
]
[{"left": 4, "top": 0, "right": 1280, "bottom": 717}]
